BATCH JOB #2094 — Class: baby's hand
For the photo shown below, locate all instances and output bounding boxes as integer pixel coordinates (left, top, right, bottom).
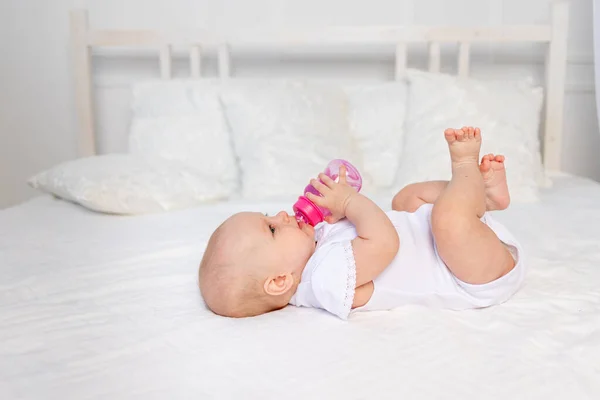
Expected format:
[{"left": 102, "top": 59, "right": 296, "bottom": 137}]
[{"left": 305, "top": 166, "right": 358, "bottom": 224}]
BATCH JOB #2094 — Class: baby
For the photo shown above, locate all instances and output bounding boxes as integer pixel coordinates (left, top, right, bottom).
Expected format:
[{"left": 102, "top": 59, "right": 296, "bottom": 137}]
[{"left": 199, "top": 127, "right": 525, "bottom": 319}]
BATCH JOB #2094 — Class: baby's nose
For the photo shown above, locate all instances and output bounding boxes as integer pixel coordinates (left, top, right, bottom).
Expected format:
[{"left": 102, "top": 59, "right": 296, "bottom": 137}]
[{"left": 276, "top": 211, "right": 290, "bottom": 223}]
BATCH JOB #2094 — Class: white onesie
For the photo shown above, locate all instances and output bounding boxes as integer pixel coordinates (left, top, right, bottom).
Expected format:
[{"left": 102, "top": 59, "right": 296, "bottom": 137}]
[{"left": 289, "top": 203, "right": 525, "bottom": 319}]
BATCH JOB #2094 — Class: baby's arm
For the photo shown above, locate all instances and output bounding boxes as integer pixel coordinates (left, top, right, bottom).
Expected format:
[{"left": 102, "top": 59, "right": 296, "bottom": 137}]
[
  {"left": 306, "top": 169, "right": 399, "bottom": 287},
  {"left": 345, "top": 192, "right": 399, "bottom": 286}
]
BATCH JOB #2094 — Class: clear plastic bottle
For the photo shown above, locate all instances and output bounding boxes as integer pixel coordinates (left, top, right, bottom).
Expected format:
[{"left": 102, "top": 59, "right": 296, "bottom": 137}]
[{"left": 293, "top": 159, "right": 362, "bottom": 226}]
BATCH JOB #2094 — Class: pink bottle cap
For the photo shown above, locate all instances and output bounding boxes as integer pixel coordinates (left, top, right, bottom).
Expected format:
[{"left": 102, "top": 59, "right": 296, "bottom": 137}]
[{"left": 293, "top": 196, "right": 324, "bottom": 227}]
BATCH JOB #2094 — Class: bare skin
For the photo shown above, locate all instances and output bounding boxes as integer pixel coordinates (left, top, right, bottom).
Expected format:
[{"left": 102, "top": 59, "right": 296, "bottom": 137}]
[
  {"left": 201, "top": 165, "right": 400, "bottom": 317},
  {"left": 356, "top": 131, "right": 514, "bottom": 307},
  {"left": 427, "top": 127, "right": 515, "bottom": 284},
  {"left": 480, "top": 153, "right": 510, "bottom": 211},
  {"left": 318, "top": 127, "right": 515, "bottom": 307},
  {"left": 392, "top": 154, "right": 510, "bottom": 213},
  {"left": 200, "top": 126, "right": 515, "bottom": 316}
]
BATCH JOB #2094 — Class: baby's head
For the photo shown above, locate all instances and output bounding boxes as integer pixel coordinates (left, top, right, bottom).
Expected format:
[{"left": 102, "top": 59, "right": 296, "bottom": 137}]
[{"left": 199, "top": 211, "right": 315, "bottom": 317}]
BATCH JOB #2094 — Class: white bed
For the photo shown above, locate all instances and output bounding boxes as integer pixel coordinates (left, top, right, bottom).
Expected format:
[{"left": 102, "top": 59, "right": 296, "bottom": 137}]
[
  {"left": 3, "top": 2, "right": 600, "bottom": 399},
  {"left": 1, "top": 174, "right": 600, "bottom": 399}
]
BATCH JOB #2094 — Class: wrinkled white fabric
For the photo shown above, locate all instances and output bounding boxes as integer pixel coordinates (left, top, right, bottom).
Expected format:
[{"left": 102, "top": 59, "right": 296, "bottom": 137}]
[
  {"left": 1, "top": 175, "right": 600, "bottom": 399},
  {"left": 398, "top": 69, "right": 546, "bottom": 202},
  {"left": 128, "top": 80, "right": 238, "bottom": 195},
  {"left": 220, "top": 80, "right": 361, "bottom": 200},
  {"left": 28, "top": 154, "right": 229, "bottom": 215}
]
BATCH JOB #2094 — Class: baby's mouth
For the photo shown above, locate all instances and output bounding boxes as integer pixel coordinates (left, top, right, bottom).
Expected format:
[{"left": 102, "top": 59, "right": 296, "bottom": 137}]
[
  {"left": 298, "top": 220, "right": 315, "bottom": 236},
  {"left": 298, "top": 220, "right": 308, "bottom": 232}
]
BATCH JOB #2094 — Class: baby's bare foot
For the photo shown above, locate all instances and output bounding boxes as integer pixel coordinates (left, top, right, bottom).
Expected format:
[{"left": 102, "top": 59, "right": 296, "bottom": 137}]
[
  {"left": 444, "top": 126, "right": 482, "bottom": 170},
  {"left": 480, "top": 153, "right": 510, "bottom": 211}
]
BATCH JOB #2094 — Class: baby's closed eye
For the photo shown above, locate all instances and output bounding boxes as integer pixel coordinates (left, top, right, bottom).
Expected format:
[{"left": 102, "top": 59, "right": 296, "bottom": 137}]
[{"left": 264, "top": 213, "right": 275, "bottom": 235}]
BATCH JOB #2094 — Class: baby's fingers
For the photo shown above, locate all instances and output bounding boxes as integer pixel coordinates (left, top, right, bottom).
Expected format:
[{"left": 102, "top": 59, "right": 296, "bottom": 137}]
[
  {"left": 306, "top": 192, "right": 326, "bottom": 207},
  {"left": 310, "top": 178, "right": 330, "bottom": 195},
  {"left": 318, "top": 173, "right": 336, "bottom": 189},
  {"left": 338, "top": 166, "right": 348, "bottom": 185},
  {"left": 324, "top": 216, "right": 338, "bottom": 224}
]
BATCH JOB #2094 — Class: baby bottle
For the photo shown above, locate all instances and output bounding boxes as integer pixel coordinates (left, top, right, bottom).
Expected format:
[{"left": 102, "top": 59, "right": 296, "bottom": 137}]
[{"left": 293, "top": 159, "right": 362, "bottom": 226}]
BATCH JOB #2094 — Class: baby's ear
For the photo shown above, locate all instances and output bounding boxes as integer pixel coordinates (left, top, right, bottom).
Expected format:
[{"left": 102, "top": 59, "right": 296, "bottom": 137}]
[{"left": 263, "top": 273, "right": 294, "bottom": 297}]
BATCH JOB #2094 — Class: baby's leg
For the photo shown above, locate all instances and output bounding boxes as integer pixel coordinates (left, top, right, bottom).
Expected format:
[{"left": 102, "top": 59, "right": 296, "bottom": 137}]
[
  {"left": 431, "top": 127, "right": 514, "bottom": 285},
  {"left": 392, "top": 156, "right": 511, "bottom": 213},
  {"left": 392, "top": 181, "right": 449, "bottom": 212}
]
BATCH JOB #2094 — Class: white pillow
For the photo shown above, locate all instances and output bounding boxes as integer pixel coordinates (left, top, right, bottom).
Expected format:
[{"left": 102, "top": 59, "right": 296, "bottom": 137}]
[
  {"left": 28, "top": 154, "right": 229, "bottom": 215},
  {"left": 397, "top": 69, "right": 545, "bottom": 202},
  {"left": 220, "top": 80, "right": 360, "bottom": 200},
  {"left": 128, "top": 80, "right": 238, "bottom": 195},
  {"left": 343, "top": 82, "right": 408, "bottom": 190}
]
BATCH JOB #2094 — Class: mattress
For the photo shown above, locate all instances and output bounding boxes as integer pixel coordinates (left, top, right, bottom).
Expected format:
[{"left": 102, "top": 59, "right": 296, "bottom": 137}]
[{"left": 1, "top": 175, "right": 600, "bottom": 399}]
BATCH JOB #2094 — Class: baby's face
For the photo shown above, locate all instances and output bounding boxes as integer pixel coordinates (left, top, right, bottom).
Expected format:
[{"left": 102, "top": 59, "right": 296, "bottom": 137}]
[
  {"left": 234, "top": 211, "right": 316, "bottom": 276},
  {"left": 199, "top": 211, "right": 317, "bottom": 317}
]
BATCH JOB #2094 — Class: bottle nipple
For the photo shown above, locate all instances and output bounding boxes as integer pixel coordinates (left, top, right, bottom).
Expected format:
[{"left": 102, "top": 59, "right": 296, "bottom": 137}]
[{"left": 295, "top": 212, "right": 307, "bottom": 224}]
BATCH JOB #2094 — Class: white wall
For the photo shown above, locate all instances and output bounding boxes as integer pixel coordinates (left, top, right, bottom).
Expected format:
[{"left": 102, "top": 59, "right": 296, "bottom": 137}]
[
  {"left": 0, "top": 0, "right": 78, "bottom": 208},
  {"left": 0, "top": 0, "right": 597, "bottom": 208}
]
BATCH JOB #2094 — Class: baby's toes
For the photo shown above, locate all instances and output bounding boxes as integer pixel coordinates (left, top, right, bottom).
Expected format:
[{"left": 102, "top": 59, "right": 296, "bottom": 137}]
[
  {"left": 444, "top": 128, "right": 456, "bottom": 143},
  {"left": 480, "top": 157, "right": 491, "bottom": 172}
]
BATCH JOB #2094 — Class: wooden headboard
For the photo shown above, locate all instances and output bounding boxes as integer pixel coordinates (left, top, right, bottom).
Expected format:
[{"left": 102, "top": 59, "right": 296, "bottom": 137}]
[{"left": 70, "top": 1, "right": 569, "bottom": 171}]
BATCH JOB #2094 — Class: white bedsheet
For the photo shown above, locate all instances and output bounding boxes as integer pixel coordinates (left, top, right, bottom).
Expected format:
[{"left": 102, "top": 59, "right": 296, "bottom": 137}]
[{"left": 1, "top": 175, "right": 600, "bottom": 399}]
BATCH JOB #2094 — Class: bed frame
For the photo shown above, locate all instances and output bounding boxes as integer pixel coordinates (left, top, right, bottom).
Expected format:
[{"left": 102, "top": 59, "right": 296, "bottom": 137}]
[{"left": 70, "top": 1, "right": 569, "bottom": 172}]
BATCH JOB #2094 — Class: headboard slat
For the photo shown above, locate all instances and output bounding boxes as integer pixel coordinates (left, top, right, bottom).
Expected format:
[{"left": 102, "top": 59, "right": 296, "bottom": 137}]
[
  {"left": 218, "top": 44, "right": 231, "bottom": 79},
  {"left": 70, "top": 9, "right": 96, "bottom": 157},
  {"left": 457, "top": 42, "right": 470, "bottom": 78},
  {"left": 543, "top": 1, "right": 569, "bottom": 172},
  {"left": 395, "top": 43, "right": 407, "bottom": 80},
  {"left": 428, "top": 42, "right": 441, "bottom": 73},
  {"left": 190, "top": 45, "right": 202, "bottom": 78},
  {"left": 159, "top": 45, "right": 172, "bottom": 79}
]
